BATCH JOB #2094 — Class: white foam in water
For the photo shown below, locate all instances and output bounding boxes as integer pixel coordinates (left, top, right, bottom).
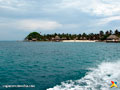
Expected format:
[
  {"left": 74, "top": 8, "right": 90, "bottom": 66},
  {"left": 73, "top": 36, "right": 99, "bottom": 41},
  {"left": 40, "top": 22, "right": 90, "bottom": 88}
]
[{"left": 47, "top": 61, "right": 120, "bottom": 90}]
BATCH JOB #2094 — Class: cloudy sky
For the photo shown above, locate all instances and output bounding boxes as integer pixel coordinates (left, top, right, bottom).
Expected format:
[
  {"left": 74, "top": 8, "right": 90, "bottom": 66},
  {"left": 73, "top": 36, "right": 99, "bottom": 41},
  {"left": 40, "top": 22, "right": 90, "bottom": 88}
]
[{"left": 0, "top": 0, "right": 120, "bottom": 40}]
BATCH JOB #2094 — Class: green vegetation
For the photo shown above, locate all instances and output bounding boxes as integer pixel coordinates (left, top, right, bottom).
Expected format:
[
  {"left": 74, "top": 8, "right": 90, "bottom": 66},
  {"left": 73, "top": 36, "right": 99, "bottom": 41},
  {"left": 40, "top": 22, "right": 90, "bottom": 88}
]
[
  {"left": 25, "top": 29, "right": 120, "bottom": 41},
  {"left": 25, "top": 32, "right": 42, "bottom": 41}
]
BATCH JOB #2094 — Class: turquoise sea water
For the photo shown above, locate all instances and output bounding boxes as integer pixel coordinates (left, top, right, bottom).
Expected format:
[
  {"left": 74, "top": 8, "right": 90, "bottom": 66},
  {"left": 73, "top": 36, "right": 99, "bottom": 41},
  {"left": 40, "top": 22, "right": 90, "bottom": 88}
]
[{"left": 0, "top": 42, "right": 120, "bottom": 90}]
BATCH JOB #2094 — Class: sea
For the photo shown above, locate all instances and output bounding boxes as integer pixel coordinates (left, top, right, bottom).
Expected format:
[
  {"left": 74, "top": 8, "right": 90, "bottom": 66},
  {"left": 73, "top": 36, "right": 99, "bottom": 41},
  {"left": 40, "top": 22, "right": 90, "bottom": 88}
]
[{"left": 0, "top": 41, "right": 120, "bottom": 90}]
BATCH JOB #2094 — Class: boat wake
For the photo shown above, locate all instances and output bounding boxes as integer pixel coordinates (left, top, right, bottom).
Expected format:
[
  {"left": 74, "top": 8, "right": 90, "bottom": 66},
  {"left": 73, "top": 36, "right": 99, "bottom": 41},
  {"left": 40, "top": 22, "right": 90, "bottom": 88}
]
[{"left": 47, "top": 61, "right": 120, "bottom": 90}]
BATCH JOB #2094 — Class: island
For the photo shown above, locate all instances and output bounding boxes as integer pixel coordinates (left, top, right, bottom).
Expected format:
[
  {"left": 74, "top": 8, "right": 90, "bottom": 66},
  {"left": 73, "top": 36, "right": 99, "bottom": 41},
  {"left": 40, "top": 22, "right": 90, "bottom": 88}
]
[{"left": 24, "top": 29, "right": 120, "bottom": 42}]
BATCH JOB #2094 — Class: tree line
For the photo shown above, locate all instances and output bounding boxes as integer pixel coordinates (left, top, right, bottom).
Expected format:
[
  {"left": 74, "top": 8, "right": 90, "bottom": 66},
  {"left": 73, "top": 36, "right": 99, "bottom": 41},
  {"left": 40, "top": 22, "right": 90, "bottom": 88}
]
[{"left": 25, "top": 29, "right": 120, "bottom": 41}]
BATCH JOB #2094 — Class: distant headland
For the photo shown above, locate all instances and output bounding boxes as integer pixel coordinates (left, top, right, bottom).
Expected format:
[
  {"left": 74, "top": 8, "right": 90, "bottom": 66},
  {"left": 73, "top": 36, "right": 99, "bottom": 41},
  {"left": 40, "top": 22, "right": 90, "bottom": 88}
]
[{"left": 24, "top": 29, "right": 120, "bottom": 42}]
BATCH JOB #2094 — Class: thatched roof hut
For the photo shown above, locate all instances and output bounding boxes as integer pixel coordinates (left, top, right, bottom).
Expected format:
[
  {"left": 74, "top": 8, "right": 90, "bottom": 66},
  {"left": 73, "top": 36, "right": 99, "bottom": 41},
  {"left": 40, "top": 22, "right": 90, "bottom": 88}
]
[
  {"left": 80, "top": 37, "right": 87, "bottom": 40},
  {"left": 55, "top": 36, "right": 60, "bottom": 40},
  {"left": 80, "top": 37, "right": 83, "bottom": 40},
  {"left": 83, "top": 37, "right": 87, "bottom": 40},
  {"left": 107, "top": 35, "right": 119, "bottom": 40},
  {"left": 53, "top": 36, "right": 61, "bottom": 42}
]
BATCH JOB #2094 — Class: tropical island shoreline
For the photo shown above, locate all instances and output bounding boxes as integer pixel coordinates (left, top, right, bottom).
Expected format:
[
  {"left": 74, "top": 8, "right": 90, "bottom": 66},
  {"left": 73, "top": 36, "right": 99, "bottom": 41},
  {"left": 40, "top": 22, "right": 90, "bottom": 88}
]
[
  {"left": 24, "top": 29, "right": 120, "bottom": 43},
  {"left": 24, "top": 40, "right": 98, "bottom": 42}
]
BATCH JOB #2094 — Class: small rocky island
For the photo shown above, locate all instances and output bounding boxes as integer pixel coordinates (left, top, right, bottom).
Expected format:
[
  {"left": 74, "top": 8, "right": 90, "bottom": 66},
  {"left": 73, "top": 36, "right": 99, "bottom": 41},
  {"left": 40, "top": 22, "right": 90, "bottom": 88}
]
[{"left": 25, "top": 29, "right": 120, "bottom": 42}]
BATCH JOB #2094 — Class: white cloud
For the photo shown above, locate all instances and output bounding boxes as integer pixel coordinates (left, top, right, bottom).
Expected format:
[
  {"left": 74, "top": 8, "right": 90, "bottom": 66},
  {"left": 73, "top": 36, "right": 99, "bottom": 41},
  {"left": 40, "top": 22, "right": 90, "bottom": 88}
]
[
  {"left": 0, "top": 0, "right": 31, "bottom": 11},
  {"left": 97, "top": 16, "right": 120, "bottom": 25},
  {"left": 52, "top": 0, "right": 120, "bottom": 25},
  {"left": 18, "top": 20, "right": 62, "bottom": 31},
  {"left": 56, "top": 0, "right": 120, "bottom": 16},
  {"left": 0, "top": 18, "right": 82, "bottom": 32},
  {"left": 0, "top": 0, "right": 120, "bottom": 31},
  {"left": 0, "top": 19, "right": 62, "bottom": 31},
  {"left": 1, "top": 0, "right": 120, "bottom": 16},
  {"left": 1, "top": 0, "right": 120, "bottom": 17}
]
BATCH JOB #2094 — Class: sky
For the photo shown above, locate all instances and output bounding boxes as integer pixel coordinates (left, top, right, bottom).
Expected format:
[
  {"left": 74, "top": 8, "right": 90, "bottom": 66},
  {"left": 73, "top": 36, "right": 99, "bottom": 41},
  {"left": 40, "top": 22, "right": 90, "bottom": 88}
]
[{"left": 0, "top": 0, "right": 120, "bottom": 40}]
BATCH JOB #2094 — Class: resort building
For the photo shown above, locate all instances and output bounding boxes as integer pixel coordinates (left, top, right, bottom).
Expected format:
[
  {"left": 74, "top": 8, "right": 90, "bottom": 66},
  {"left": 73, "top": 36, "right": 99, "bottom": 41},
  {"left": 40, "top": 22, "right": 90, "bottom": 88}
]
[
  {"left": 106, "top": 35, "right": 120, "bottom": 42},
  {"left": 51, "top": 36, "right": 61, "bottom": 42}
]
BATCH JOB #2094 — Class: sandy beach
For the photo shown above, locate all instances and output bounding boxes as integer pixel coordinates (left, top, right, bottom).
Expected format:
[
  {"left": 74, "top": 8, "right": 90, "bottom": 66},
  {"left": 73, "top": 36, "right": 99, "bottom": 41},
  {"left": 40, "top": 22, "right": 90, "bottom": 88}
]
[{"left": 62, "top": 40, "right": 98, "bottom": 42}]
